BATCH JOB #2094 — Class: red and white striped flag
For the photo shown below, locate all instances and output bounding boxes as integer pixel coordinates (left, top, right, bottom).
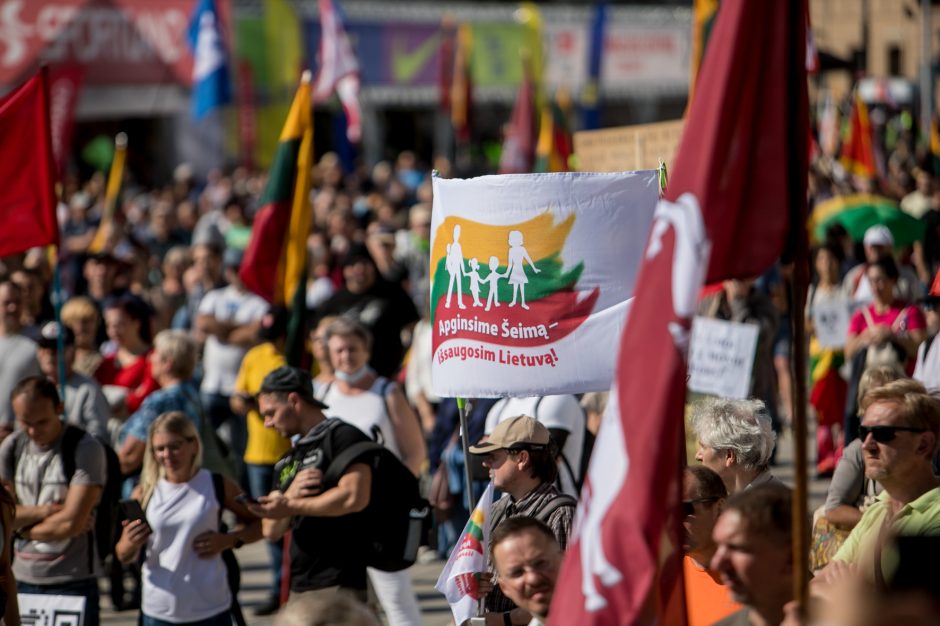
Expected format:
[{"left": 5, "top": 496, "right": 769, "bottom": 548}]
[
  {"left": 549, "top": 0, "right": 808, "bottom": 623},
  {"left": 313, "top": 0, "right": 362, "bottom": 142}
]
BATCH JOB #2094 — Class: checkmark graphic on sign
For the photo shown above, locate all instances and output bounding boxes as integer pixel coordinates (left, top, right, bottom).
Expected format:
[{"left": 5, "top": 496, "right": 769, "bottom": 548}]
[{"left": 392, "top": 32, "right": 442, "bottom": 83}]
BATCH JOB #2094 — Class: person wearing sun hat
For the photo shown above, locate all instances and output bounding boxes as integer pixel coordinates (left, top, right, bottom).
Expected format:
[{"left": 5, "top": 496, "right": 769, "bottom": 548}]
[
  {"left": 842, "top": 224, "right": 921, "bottom": 310},
  {"left": 469, "top": 415, "right": 576, "bottom": 625}
]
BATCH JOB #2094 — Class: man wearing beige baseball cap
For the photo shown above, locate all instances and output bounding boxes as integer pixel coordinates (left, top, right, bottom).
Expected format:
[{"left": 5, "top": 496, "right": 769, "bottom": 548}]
[{"left": 469, "top": 415, "right": 576, "bottom": 626}]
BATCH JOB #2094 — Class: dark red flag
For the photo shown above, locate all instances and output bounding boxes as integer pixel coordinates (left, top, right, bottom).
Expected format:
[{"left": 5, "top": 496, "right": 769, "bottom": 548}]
[
  {"left": 48, "top": 64, "right": 84, "bottom": 178},
  {"left": 498, "top": 63, "right": 535, "bottom": 174},
  {"left": 0, "top": 68, "right": 59, "bottom": 257},
  {"left": 549, "top": 0, "right": 808, "bottom": 623}
]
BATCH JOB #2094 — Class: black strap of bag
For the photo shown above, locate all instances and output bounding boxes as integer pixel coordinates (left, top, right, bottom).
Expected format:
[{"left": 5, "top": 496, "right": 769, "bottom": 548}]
[{"left": 210, "top": 473, "right": 247, "bottom": 626}]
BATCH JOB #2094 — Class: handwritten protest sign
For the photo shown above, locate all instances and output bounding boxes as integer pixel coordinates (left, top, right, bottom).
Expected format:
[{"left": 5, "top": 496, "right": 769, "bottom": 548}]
[
  {"left": 573, "top": 120, "right": 684, "bottom": 173},
  {"left": 811, "top": 298, "right": 850, "bottom": 348},
  {"left": 688, "top": 317, "right": 760, "bottom": 399}
]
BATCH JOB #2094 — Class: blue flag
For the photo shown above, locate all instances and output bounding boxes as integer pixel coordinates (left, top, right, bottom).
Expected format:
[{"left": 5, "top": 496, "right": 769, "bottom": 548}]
[
  {"left": 188, "top": 0, "right": 231, "bottom": 119},
  {"left": 581, "top": 2, "right": 606, "bottom": 130}
]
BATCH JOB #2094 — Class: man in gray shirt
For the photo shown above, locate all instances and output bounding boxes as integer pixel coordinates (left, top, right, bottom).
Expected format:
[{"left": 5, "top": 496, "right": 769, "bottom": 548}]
[
  {"left": 36, "top": 321, "right": 110, "bottom": 442},
  {"left": 0, "top": 281, "right": 41, "bottom": 439},
  {"left": 0, "top": 377, "right": 105, "bottom": 624}
]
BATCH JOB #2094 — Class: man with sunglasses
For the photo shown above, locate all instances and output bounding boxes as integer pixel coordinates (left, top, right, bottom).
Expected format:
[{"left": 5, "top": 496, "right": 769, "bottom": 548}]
[
  {"left": 681, "top": 466, "right": 741, "bottom": 626},
  {"left": 469, "top": 415, "right": 576, "bottom": 626},
  {"left": 824, "top": 379, "right": 940, "bottom": 584}
]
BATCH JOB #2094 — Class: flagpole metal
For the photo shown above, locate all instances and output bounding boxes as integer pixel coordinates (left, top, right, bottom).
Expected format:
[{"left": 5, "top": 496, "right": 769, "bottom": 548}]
[
  {"left": 52, "top": 250, "right": 66, "bottom": 405},
  {"left": 456, "top": 397, "right": 476, "bottom": 514}
]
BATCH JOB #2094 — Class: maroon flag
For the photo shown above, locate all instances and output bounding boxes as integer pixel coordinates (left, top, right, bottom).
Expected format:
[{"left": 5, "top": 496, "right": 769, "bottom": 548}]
[
  {"left": 0, "top": 68, "right": 59, "bottom": 257},
  {"left": 549, "top": 0, "right": 808, "bottom": 624},
  {"left": 498, "top": 64, "right": 535, "bottom": 174},
  {"left": 48, "top": 64, "right": 83, "bottom": 178}
]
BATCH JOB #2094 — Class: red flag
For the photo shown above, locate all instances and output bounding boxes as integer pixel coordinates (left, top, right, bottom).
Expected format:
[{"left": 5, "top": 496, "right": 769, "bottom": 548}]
[
  {"left": 450, "top": 23, "right": 474, "bottom": 144},
  {"left": 841, "top": 92, "right": 876, "bottom": 180},
  {"left": 47, "top": 64, "right": 84, "bottom": 178},
  {"left": 549, "top": 0, "right": 808, "bottom": 623},
  {"left": 498, "top": 64, "right": 535, "bottom": 174},
  {"left": 438, "top": 20, "right": 455, "bottom": 112},
  {"left": 0, "top": 68, "right": 59, "bottom": 257},
  {"left": 929, "top": 269, "right": 940, "bottom": 297}
]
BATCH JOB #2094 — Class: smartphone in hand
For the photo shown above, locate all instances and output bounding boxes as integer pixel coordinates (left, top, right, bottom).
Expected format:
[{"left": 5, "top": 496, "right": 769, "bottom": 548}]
[
  {"left": 235, "top": 493, "right": 260, "bottom": 506},
  {"left": 119, "top": 499, "right": 151, "bottom": 532}
]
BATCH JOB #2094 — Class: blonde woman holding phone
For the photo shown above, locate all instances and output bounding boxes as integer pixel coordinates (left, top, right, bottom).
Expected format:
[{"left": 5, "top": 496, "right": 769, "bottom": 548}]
[{"left": 116, "top": 412, "right": 261, "bottom": 626}]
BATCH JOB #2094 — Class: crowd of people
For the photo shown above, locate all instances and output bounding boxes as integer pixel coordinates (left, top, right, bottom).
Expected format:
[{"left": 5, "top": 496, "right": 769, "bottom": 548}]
[{"left": 1, "top": 120, "right": 940, "bottom": 626}]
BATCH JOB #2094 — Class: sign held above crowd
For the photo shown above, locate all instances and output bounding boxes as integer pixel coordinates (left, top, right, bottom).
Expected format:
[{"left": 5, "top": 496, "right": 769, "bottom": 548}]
[{"left": 429, "top": 170, "right": 660, "bottom": 399}]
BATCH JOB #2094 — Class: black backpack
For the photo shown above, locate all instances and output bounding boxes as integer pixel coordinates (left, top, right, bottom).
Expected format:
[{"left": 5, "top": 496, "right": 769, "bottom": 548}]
[
  {"left": 7, "top": 424, "right": 122, "bottom": 568},
  {"left": 209, "top": 473, "right": 246, "bottom": 626},
  {"left": 276, "top": 418, "right": 430, "bottom": 572},
  {"left": 322, "top": 440, "right": 430, "bottom": 572}
]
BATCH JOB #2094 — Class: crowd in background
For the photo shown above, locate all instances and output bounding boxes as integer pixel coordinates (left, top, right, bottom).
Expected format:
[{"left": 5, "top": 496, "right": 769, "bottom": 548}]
[{"left": 3, "top": 95, "right": 940, "bottom": 624}]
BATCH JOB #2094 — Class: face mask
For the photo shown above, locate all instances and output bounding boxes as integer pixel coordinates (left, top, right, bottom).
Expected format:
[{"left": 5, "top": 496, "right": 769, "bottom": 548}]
[{"left": 335, "top": 365, "right": 372, "bottom": 384}]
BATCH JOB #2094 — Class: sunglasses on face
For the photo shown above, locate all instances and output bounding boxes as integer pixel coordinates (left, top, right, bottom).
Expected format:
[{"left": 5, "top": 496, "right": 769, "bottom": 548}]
[
  {"left": 682, "top": 497, "right": 719, "bottom": 517},
  {"left": 859, "top": 425, "right": 926, "bottom": 443}
]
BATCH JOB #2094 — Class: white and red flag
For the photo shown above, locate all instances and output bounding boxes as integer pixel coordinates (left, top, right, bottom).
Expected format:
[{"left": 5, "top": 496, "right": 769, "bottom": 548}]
[
  {"left": 549, "top": 0, "right": 808, "bottom": 623},
  {"left": 313, "top": 0, "right": 362, "bottom": 142}
]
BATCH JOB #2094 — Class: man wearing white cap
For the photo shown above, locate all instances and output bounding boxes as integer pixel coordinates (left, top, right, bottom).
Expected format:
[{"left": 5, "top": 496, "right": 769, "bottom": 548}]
[{"left": 842, "top": 225, "right": 921, "bottom": 310}]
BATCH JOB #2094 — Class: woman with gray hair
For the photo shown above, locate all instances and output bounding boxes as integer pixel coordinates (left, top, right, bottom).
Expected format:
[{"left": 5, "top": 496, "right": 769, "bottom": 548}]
[{"left": 691, "top": 397, "right": 780, "bottom": 494}]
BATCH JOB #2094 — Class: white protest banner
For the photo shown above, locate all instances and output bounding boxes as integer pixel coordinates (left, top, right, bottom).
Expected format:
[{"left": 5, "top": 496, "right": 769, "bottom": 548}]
[
  {"left": 19, "top": 592, "right": 85, "bottom": 625},
  {"left": 430, "top": 171, "right": 660, "bottom": 398},
  {"left": 688, "top": 316, "right": 760, "bottom": 399},
  {"left": 811, "top": 298, "right": 850, "bottom": 348}
]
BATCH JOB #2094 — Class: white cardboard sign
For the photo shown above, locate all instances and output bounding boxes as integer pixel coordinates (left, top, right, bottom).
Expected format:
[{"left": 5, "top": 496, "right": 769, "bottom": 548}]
[
  {"left": 688, "top": 316, "right": 760, "bottom": 399},
  {"left": 811, "top": 298, "right": 850, "bottom": 349},
  {"left": 19, "top": 592, "right": 86, "bottom": 626}
]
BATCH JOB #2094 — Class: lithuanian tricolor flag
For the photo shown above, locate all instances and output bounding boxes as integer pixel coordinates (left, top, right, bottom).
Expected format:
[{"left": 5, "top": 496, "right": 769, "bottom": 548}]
[
  {"left": 534, "top": 94, "right": 572, "bottom": 173},
  {"left": 88, "top": 133, "right": 127, "bottom": 253},
  {"left": 240, "top": 72, "right": 313, "bottom": 365},
  {"left": 240, "top": 73, "right": 313, "bottom": 307}
]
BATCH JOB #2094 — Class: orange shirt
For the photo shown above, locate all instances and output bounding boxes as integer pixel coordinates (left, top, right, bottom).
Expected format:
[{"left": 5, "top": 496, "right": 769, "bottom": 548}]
[{"left": 683, "top": 555, "right": 741, "bottom": 626}]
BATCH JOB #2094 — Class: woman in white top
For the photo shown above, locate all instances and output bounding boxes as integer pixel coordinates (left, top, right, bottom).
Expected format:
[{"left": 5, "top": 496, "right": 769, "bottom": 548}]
[
  {"left": 115, "top": 411, "right": 261, "bottom": 626},
  {"left": 320, "top": 318, "right": 426, "bottom": 475},
  {"left": 319, "top": 317, "right": 426, "bottom": 626}
]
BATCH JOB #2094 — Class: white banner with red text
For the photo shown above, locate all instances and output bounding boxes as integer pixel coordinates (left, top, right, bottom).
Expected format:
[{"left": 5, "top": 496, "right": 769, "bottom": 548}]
[{"left": 430, "top": 171, "right": 660, "bottom": 398}]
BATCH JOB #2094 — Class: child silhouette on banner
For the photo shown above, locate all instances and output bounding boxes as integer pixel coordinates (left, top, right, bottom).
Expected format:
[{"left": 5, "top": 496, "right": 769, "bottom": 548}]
[
  {"left": 484, "top": 256, "right": 506, "bottom": 311},
  {"left": 467, "top": 258, "right": 483, "bottom": 307},
  {"left": 505, "top": 230, "right": 540, "bottom": 310}
]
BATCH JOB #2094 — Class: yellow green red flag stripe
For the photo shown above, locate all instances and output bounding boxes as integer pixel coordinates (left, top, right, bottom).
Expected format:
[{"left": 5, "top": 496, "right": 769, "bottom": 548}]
[{"left": 240, "top": 73, "right": 313, "bottom": 306}]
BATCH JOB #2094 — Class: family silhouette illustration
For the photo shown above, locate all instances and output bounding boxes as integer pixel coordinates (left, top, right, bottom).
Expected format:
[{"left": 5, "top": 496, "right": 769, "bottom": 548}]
[{"left": 444, "top": 225, "right": 540, "bottom": 311}]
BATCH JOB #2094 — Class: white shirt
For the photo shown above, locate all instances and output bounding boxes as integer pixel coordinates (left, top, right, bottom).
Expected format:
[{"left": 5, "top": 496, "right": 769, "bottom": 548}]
[
  {"left": 485, "top": 395, "right": 585, "bottom": 497},
  {"left": 142, "top": 469, "right": 231, "bottom": 621},
  {"left": 914, "top": 335, "right": 940, "bottom": 391},
  {"left": 198, "top": 285, "right": 268, "bottom": 394},
  {"left": 319, "top": 378, "right": 402, "bottom": 459}
]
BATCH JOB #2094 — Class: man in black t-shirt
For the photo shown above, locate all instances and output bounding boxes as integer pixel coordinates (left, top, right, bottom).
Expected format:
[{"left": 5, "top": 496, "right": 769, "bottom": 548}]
[
  {"left": 314, "top": 243, "right": 419, "bottom": 377},
  {"left": 250, "top": 366, "right": 372, "bottom": 600}
]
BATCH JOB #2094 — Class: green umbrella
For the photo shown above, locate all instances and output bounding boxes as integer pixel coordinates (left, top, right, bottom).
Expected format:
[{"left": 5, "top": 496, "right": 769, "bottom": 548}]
[{"left": 814, "top": 199, "right": 924, "bottom": 249}]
